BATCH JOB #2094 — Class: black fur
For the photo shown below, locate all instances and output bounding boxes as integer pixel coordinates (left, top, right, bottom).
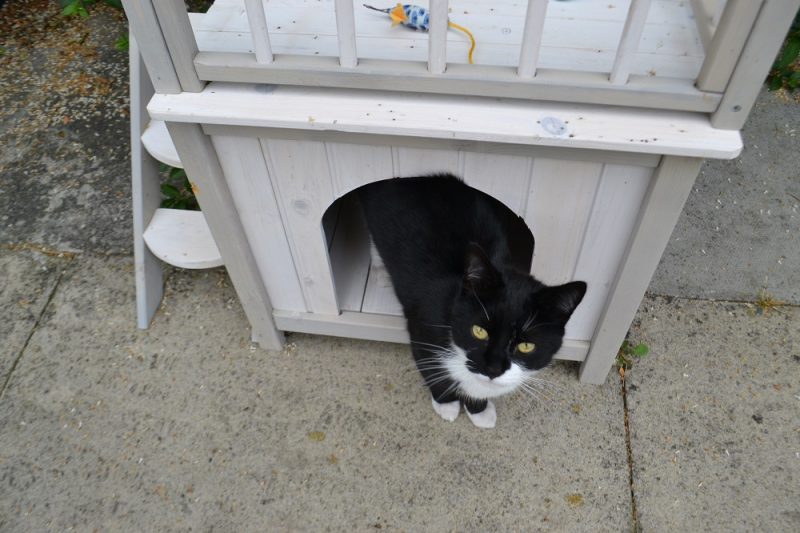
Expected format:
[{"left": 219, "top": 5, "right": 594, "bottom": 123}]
[{"left": 356, "top": 174, "right": 586, "bottom": 415}]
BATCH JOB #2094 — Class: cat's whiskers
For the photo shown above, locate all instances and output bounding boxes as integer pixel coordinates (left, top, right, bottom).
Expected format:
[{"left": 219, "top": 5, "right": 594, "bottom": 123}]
[
  {"left": 470, "top": 289, "right": 490, "bottom": 321},
  {"left": 521, "top": 311, "right": 538, "bottom": 332},
  {"left": 523, "top": 375, "right": 564, "bottom": 393}
]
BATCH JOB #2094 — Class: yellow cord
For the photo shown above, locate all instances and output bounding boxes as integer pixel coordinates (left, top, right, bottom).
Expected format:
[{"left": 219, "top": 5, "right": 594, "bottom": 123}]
[{"left": 447, "top": 21, "right": 475, "bottom": 64}]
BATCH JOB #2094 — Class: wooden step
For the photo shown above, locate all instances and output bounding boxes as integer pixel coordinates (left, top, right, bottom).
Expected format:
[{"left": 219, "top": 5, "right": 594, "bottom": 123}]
[{"left": 142, "top": 208, "right": 223, "bottom": 269}]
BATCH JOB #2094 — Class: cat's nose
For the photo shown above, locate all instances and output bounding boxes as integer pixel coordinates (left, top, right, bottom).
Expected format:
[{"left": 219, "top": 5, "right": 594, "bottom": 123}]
[{"left": 483, "top": 362, "right": 507, "bottom": 379}]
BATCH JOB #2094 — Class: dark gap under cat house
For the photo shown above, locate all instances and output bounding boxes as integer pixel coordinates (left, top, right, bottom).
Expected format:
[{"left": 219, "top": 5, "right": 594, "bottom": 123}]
[{"left": 126, "top": 0, "right": 797, "bottom": 383}]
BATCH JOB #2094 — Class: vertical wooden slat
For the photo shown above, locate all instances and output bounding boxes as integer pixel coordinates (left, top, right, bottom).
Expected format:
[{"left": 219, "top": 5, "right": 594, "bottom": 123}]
[
  {"left": 712, "top": 0, "right": 800, "bottom": 129},
  {"left": 244, "top": 0, "right": 274, "bottom": 64},
  {"left": 696, "top": 0, "right": 762, "bottom": 92},
  {"left": 152, "top": 0, "right": 204, "bottom": 92},
  {"left": 609, "top": 0, "right": 653, "bottom": 85},
  {"left": 689, "top": 0, "right": 713, "bottom": 50},
  {"left": 517, "top": 0, "right": 549, "bottom": 78},
  {"left": 579, "top": 156, "right": 703, "bottom": 384},
  {"left": 130, "top": 34, "right": 164, "bottom": 328},
  {"left": 334, "top": 0, "right": 358, "bottom": 68},
  {"left": 711, "top": 0, "right": 727, "bottom": 28},
  {"left": 428, "top": 0, "right": 449, "bottom": 74},
  {"left": 121, "top": 0, "right": 181, "bottom": 94}
]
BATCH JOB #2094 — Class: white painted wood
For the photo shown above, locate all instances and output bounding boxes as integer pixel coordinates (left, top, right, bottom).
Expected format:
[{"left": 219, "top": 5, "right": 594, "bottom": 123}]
[
  {"left": 461, "top": 152, "right": 532, "bottom": 215},
  {"left": 334, "top": 0, "right": 358, "bottom": 68},
  {"left": 327, "top": 196, "right": 372, "bottom": 313},
  {"left": 149, "top": 84, "right": 742, "bottom": 159},
  {"left": 262, "top": 139, "right": 340, "bottom": 315},
  {"left": 690, "top": 0, "right": 716, "bottom": 50},
  {"left": 121, "top": 0, "right": 181, "bottom": 94},
  {"left": 711, "top": 0, "right": 727, "bottom": 28},
  {"left": 273, "top": 308, "right": 590, "bottom": 361},
  {"left": 696, "top": 0, "right": 762, "bottom": 93},
  {"left": 166, "top": 122, "right": 284, "bottom": 349},
  {"left": 361, "top": 262, "right": 404, "bottom": 316},
  {"left": 428, "top": 0, "right": 449, "bottom": 74},
  {"left": 326, "top": 143, "right": 394, "bottom": 198},
  {"left": 130, "top": 35, "right": 164, "bottom": 329},
  {"left": 517, "top": 0, "right": 549, "bottom": 78},
  {"left": 712, "top": 0, "right": 800, "bottom": 130},
  {"left": 244, "top": 0, "right": 274, "bottom": 64},
  {"left": 142, "top": 208, "right": 224, "bottom": 269},
  {"left": 392, "top": 147, "right": 460, "bottom": 177},
  {"left": 579, "top": 156, "right": 703, "bottom": 383},
  {"left": 203, "top": 124, "right": 662, "bottom": 168},
  {"left": 141, "top": 119, "right": 181, "bottom": 168},
  {"left": 610, "top": 0, "right": 654, "bottom": 85},
  {"left": 212, "top": 135, "right": 306, "bottom": 312},
  {"left": 568, "top": 163, "right": 653, "bottom": 342},
  {"left": 151, "top": 0, "right": 204, "bottom": 92},
  {"left": 526, "top": 159, "right": 604, "bottom": 286}
]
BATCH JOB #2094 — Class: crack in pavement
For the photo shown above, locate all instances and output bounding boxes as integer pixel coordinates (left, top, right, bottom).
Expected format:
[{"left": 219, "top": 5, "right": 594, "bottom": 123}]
[{"left": 619, "top": 367, "right": 640, "bottom": 533}]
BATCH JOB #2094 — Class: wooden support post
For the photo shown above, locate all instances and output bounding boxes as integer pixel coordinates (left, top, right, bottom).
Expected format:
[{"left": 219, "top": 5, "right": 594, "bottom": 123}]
[
  {"left": 609, "top": 0, "right": 653, "bottom": 85},
  {"left": 121, "top": 0, "right": 181, "bottom": 94},
  {"left": 517, "top": 0, "right": 549, "bottom": 78},
  {"left": 712, "top": 0, "right": 800, "bottom": 130},
  {"left": 130, "top": 35, "right": 164, "bottom": 328},
  {"left": 428, "top": 0, "right": 449, "bottom": 74},
  {"left": 244, "top": 0, "right": 274, "bottom": 64},
  {"left": 696, "top": 0, "right": 763, "bottom": 93},
  {"left": 152, "top": 0, "right": 205, "bottom": 92},
  {"left": 166, "top": 123, "right": 285, "bottom": 350},
  {"left": 334, "top": 0, "right": 358, "bottom": 68},
  {"left": 579, "top": 156, "right": 703, "bottom": 384}
]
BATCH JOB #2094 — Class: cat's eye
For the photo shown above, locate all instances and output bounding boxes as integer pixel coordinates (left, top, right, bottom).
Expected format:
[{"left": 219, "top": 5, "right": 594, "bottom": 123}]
[
  {"left": 471, "top": 325, "right": 489, "bottom": 340},
  {"left": 517, "top": 342, "right": 536, "bottom": 354}
]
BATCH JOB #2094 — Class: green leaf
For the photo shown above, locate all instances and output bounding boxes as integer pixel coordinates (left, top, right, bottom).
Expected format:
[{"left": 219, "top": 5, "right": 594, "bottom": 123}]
[
  {"left": 114, "top": 35, "right": 129, "bottom": 51},
  {"left": 158, "top": 163, "right": 169, "bottom": 173},
  {"left": 169, "top": 167, "right": 187, "bottom": 180},
  {"left": 774, "top": 37, "right": 800, "bottom": 70},
  {"left": 62, "top": 3, "right": 79, "bottom": 16},
  {"left": 103, "top": 0, "right": 124, "bottom": 9},
  {"left": 632, "top": 343, "right": 649, "bottom": 357},
  {"left": 769, "top": 75, "right": 784, "bottom": 91},
  {"left": 161, "top": 183, "right": 180, "bottom": 198}
]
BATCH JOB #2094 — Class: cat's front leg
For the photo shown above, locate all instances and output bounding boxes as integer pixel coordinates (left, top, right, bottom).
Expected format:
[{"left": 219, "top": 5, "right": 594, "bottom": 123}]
[
  {"left": 424, "top": 373, "right": 461, "bottom": 422},
  {"left": 463, "top": 397, "right": 497, "bottom": 429}
]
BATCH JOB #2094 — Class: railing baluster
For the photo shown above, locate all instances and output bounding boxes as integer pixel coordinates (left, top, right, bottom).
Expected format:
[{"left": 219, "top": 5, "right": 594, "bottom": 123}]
[
  {"left": 428, "top": 0, "right": 449, "bottom": 74},
  {"left": 244, "top": 0, "right": 273, "bottom": 64},
  {"left": 517, "top": 0, "right": 549, "bottom": 78},
  {"left": 334, "top": 0, "right": 358, "bottom": 68},
  {"left": 609, "top": 0, "right": 653, "bottom": 85}
]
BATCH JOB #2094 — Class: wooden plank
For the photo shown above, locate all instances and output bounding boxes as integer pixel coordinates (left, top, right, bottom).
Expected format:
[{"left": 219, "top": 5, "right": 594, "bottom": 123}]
[
  {"left": 393, "top": 147, "right": 460, "bottom": 177},
  {"left": 696, "top": 0, "right": 763, "bottom": 92},
  {"left": 192, "top": 52, "right": 720, "bottom": 113},
  {"left": 326, "top": 143, "right": 394, "bottom": 197},
  {"left": 121, "top": 0, "right": 181, "bottom": 94},
  {"left": 579, "top": 156, "right": 703, "bottom": 384},
  {"left": 526, "top": 159, "right": 604, "bottom": 286},
  {"left": 152, "top": 0, "right": 204, "bottom": 92},
  {"left": 142, "top": 209, "right": 223, "bottom": 269},
  {"left": 461, "top": 152, "right": 532, "bottom": 214},
  {"left": 141, "top": 119, "right": 181, "bottom": 168},
  {"left": 262, "top": 139, "right": 340, "bottom": 315},
  {"left": 568, "top": 163, "right": 653, "bottom": 342},
  {"left": 130, "top": 35, "right": 164, "bottom": 329},
  {"left": 334, "top": 0, "right": 358, "bottom": 68},
  {"left": 428, "top": 0, "right": 449, "bottom": 74},
  {"left": 244, "top": 0, "right": 274, "bottom": 64},
  {"left": 517, "top": 0, "right": 549, "bottom": 78},
  {"left": 273, "top": 308, "right": 590, "bottom": 361},
  {"left": 149, "top": 83, "right": 741, "bottom": 159},
  {"left": 202, "top": 124, "right": 662, "bottom": 168},
  {"left": 361, "top": 262, "right": 404, "bottom": 316},
  {"left": 689, "top": 0, "right": 713, "bottom": 50},
  {"left": 212, "top": 135, "right": 306, "bottom": 312},
  {"left": 166, "top": 122, "right": 284, "bottom": 349},
  {"left": 610, "top": 0, "right": 653, "bottom": 85},
  {"left": 711, "top": 0, "right": 800, "bottom": 130},
  {"left": 328, "top": 196, "right": 372, "bottom": 313}
]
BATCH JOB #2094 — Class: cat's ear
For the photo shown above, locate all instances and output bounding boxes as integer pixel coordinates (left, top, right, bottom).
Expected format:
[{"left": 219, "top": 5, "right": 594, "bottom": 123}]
[
  {"left": 540, "top": 281, "right": 587, "bottom": 323},
  {"left": 464, "top": 243, "right": 500, "bottom": 293}
]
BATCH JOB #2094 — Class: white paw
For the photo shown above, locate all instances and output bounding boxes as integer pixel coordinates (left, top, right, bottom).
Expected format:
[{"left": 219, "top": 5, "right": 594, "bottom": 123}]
[
  {"left": 431, "top": 396, "right": 460, "bottom": 422},
  {"left": 466, "top": 400, "right": 497, "bottom": 429}
]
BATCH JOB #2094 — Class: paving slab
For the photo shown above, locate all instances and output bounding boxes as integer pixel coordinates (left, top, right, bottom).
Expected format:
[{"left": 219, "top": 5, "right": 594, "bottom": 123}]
[
  {"left": 626, "top": 295, "right": 800, "bottom": 532},
  {"left": 0, "top": 256, "right": 630, "bottom": 532},
  {"left": 0, "top": 248, "right": 63, "bottom": 382},
  {"left": 651, "top": 88, "right": 800, "bottom": 305}
]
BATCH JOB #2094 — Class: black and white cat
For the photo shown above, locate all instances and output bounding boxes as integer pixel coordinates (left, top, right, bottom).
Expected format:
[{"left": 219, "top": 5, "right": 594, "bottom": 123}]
[{"left": 357, "top": 174, "right": 587, "bottom": 429}]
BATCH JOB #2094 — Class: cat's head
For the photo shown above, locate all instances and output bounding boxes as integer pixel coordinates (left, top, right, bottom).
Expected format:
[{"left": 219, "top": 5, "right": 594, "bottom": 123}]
[{"left": 445, "top": 243, "right": 586, "bottom": 400}]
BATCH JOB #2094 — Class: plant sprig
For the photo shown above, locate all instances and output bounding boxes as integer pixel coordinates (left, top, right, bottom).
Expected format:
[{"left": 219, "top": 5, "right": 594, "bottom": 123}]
[{"left": 615, "top": 340, "right": 649, "bottom": 370}]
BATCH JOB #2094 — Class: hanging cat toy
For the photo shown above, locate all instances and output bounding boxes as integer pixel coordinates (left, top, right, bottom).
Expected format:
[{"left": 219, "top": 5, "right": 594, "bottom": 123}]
[{"left": 363, "top": 3, "right": 476, "bottom": 64}]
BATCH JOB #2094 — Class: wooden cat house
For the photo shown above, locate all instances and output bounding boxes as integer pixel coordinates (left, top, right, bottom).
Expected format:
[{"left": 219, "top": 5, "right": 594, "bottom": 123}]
[{"left": 125, "top": 0, "right": 799, "bottom": 383}]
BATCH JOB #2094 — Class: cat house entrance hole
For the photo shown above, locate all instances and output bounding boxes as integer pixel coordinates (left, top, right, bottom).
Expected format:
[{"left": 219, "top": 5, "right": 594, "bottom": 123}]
[{"left": 322, "top": 185, "right": 404, "bottom": 319}]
